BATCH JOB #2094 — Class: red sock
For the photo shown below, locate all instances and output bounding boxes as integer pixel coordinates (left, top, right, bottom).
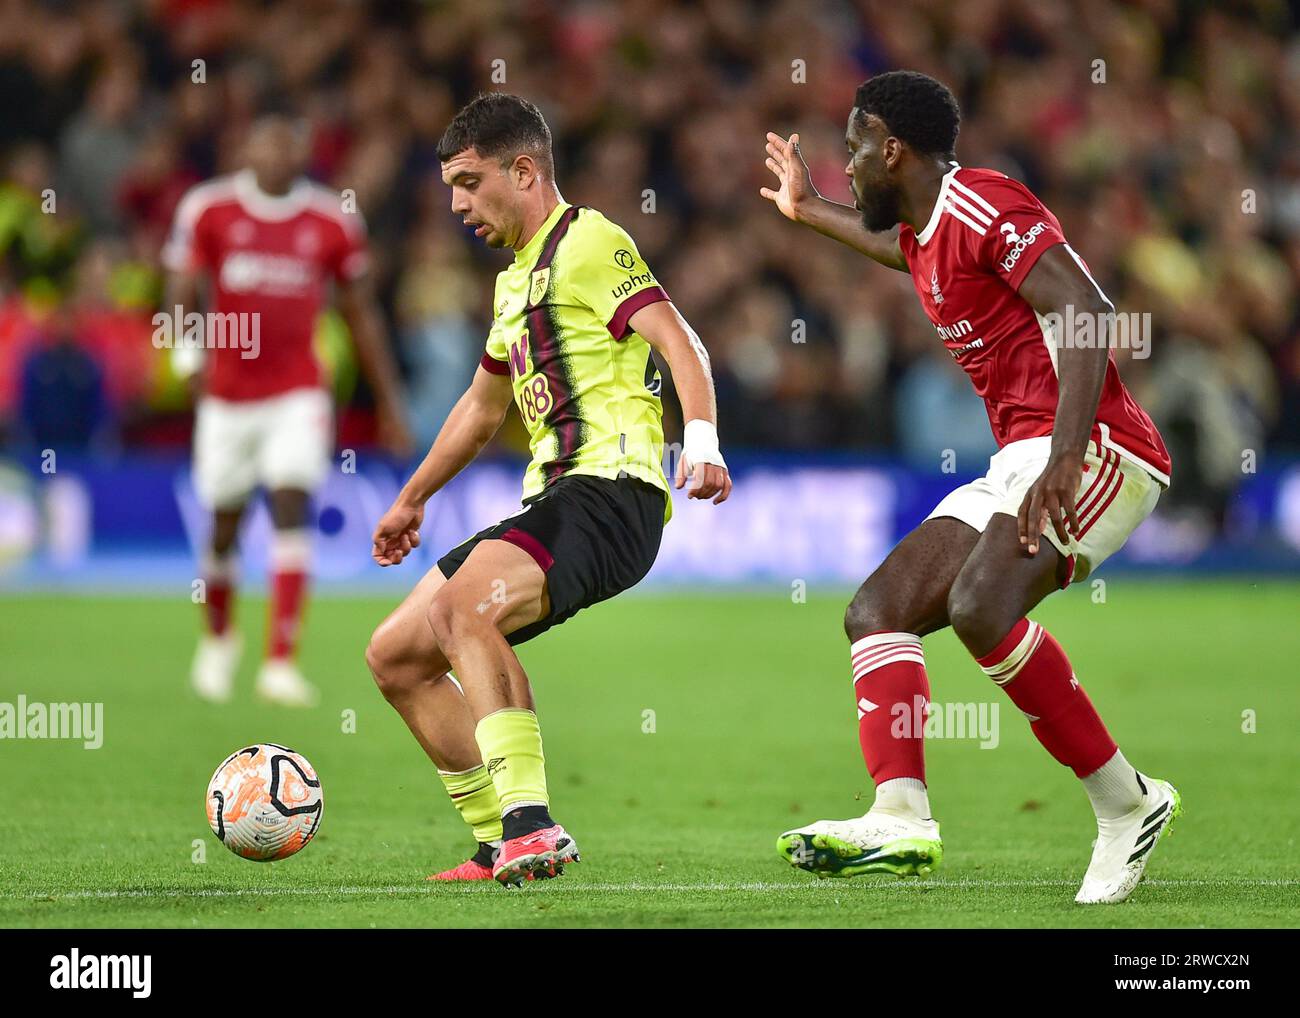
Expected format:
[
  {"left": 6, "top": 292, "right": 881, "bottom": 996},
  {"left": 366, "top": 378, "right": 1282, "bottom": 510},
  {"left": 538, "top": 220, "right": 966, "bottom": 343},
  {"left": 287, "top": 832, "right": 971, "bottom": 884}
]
[
  {"left": 269, "top": 570, "right": 307, "bottom": 659},
  {"left": 976, "top": 618, "right": 1116, "bottom": 777},
  {"left": 850, "top": 633, "right": 929, "bottom": 783},
  {"left": 268, "top": 530, "right": 311, "bottom": 661},
  {"left": 202, "top": 553, "right": 235, "bottom": 636}
]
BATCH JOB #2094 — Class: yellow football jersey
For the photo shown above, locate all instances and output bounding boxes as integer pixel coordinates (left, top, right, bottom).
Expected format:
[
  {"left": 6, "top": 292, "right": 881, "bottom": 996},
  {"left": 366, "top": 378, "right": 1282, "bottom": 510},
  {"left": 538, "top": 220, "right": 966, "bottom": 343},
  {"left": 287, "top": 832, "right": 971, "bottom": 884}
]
[{"left": 481, "top": 202, "right": 672, "bottom": 518}]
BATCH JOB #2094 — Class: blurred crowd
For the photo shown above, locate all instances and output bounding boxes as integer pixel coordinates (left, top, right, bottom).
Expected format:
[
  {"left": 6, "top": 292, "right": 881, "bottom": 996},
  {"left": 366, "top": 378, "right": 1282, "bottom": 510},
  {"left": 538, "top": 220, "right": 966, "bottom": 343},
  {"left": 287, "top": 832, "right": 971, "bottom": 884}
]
[{"left": 1, "top": 0, "right": 1298, "bottom": 522}]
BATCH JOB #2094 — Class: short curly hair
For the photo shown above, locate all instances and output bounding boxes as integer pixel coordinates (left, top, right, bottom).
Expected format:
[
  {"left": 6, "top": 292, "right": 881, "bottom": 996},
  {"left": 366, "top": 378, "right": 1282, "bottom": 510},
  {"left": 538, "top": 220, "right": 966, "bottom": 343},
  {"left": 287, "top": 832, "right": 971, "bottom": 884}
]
[{"left": 853, "top": 71, "right": 961, "bottom": 157}]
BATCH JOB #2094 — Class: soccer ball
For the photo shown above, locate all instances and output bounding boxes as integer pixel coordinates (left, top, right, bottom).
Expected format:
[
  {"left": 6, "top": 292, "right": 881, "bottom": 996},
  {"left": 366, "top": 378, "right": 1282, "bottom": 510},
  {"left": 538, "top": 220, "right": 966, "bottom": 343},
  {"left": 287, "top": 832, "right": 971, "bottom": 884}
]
[{"left": 205, "top": 743, "right": 323, "bottom": 861}]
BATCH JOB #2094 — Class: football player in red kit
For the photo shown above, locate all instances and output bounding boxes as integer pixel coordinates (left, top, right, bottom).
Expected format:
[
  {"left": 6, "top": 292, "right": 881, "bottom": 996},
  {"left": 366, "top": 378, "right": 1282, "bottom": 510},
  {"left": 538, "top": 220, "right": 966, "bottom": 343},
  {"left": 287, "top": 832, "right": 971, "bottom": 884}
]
[
  {"left": 163, "top": 114, "right": 411, "bottom": 706},
  {"left": 761, "top": 71, "right": 1179, "bottom": 903}
]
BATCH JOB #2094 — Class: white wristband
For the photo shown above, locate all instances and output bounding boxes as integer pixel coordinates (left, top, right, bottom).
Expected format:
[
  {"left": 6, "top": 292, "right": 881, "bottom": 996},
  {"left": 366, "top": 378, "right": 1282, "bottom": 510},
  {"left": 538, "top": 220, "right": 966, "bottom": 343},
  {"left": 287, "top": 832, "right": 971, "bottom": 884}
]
[{"left": 683, "top": 419, "right": 725, "bottom": 469}]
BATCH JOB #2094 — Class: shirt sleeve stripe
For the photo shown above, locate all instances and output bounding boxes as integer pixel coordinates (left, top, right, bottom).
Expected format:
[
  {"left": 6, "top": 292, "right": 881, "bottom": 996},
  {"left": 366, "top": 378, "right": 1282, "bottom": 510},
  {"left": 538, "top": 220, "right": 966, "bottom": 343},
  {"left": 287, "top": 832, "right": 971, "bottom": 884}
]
[
  {"left": 607, "top": 285, "right": 670, "bottom": 340},
  {"left": 949, "top": 177, "right": 1000, "bottom": 217},
  {"left": 479, "top": 352, "right": 510, "bottom": 375}
]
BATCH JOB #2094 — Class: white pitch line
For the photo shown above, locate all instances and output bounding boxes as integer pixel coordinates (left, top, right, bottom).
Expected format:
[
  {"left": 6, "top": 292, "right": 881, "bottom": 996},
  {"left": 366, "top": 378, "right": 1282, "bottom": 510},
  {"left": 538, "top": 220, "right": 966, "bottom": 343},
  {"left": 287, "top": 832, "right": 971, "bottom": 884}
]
[{"left": 5, "top": 878, "right": 1297, "bottom": 902}]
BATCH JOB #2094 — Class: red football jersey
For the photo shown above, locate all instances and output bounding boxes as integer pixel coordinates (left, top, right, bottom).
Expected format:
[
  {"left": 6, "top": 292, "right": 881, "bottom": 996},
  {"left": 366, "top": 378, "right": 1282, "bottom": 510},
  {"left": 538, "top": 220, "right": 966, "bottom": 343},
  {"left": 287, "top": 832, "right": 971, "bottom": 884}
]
[
  {"left": 897, "top": 165, "right": 1171, "bottom": 483},
  {"left": 163, "top": 170, "right": 369, "bottom": 401}
]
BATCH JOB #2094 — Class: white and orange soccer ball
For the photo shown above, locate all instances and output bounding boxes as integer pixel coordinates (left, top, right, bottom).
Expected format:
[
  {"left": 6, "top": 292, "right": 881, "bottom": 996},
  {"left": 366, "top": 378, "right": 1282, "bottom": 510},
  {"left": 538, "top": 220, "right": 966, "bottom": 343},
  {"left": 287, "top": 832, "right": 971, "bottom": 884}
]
[{"left": 205, "top": 743, "right": 323, "bottom": 861}]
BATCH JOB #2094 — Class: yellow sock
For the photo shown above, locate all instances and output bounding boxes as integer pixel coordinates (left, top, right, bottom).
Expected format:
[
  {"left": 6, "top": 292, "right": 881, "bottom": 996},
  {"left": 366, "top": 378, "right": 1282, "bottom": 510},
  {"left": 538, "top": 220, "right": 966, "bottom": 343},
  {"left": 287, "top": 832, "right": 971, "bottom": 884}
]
[
  {"left": 474, "top": 708, "right": 549, "bottom": 812},
  {"left": 437, "top": 764, "right": 503, "bottom": 844}
]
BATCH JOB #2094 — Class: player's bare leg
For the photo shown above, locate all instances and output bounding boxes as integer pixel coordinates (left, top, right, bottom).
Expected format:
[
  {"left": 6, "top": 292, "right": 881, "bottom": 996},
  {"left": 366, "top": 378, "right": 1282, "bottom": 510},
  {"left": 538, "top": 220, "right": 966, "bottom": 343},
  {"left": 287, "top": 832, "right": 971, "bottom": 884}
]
[
  {"left": 947, "top": 514, "right": 1181, "bottom": 903},
  {"left": 371, "top": 561, "right": 564, "bottom": 878},
  {"left": 366, "top": 546, "right": 567, "bottom": 883},
  {"left": 367, "top": 562, "right": 542, "bottom": 881},
  {"left": 780, "top": 518, "right": 978, "bottom": 878},
  {"left": 255, "top": 487, "right": 318, "bottom": 706},
  {"left": 192, "top": 506, "right": 244, "bottom": 702},
  {"left": 422, "top": 539, "right": 579, "bottom": 886},
  {"left": 367, "top": 567, "right": 479, "bottom": 770}
]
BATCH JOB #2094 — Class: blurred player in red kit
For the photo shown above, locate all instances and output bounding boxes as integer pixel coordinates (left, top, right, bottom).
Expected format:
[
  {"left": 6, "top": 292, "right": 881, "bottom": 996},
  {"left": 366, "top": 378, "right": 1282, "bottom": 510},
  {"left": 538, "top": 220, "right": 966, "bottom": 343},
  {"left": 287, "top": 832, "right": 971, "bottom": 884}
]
[
  {"left": 762, "top": 71, "right": 1180, "bottom": 904},
  {"left": 163, "top": 114, "right": 411, "bottom": 706}
]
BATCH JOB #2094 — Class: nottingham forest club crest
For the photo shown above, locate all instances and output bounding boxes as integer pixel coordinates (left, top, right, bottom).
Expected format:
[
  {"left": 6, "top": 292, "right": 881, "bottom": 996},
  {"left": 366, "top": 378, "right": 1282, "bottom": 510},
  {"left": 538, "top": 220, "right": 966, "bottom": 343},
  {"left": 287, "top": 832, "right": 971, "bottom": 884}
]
[{"left": 529, "top": 268, "right": 550, "bottom": 308}]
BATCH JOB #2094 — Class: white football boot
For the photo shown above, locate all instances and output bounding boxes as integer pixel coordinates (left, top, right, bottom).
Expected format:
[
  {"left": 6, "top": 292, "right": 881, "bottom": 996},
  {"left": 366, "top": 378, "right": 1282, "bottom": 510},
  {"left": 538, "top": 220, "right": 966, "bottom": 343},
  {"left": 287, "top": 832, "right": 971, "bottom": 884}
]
[
  {"left": 778, "top": 810, "right": 942, "bottom": 878},
  {"left": 1075, "top": 776, "right": 1182, "bottom": 904},
  {"left": 255, "top": 658, "right": 320, "bottom": 708},
  {"left": 191, "top": 631, "right": 242, "bottom": 703}
]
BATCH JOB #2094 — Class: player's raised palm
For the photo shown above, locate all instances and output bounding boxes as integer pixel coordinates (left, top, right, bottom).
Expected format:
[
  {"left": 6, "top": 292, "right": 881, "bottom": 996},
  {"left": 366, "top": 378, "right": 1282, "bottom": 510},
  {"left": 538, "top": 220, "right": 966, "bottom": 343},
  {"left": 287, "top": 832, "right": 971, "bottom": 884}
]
[
  {"left": 761, "top": 132, "right": 817, "bottom": 222},
  {"left": 372, "top": 500, "right": 423, "bottom": 566}
]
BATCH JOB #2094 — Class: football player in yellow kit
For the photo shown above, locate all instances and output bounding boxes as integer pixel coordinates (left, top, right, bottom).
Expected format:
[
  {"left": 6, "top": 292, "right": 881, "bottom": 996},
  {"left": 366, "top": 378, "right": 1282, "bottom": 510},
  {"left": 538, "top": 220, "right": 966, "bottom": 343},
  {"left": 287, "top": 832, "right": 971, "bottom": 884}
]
[{"left": 366, "top": 93, "right": 731, "bottom": 886}]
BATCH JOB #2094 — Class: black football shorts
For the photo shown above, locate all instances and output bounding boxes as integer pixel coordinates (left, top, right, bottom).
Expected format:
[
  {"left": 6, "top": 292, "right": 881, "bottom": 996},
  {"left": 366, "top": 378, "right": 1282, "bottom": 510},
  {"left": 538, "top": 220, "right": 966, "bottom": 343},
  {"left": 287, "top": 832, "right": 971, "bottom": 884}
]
[{"left": 436, "top": 474, "right": 666, "bottom": 645}]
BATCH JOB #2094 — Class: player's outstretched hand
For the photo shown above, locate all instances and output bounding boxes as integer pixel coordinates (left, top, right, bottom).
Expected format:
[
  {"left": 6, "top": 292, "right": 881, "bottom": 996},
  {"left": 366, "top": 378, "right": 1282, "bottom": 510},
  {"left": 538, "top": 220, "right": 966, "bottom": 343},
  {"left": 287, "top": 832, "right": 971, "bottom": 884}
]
[
  {"left": 1018, "top": 454, "right": 1082, "bottom": 556},
  {"left": 675, "top": 454, "right": 733, "bottom": 505},
  {"left": 760, "top": 132, "right": 817, "bottom": 222},
  {"left": 372, "top": 500, "right": 424, "bottom": 566}
]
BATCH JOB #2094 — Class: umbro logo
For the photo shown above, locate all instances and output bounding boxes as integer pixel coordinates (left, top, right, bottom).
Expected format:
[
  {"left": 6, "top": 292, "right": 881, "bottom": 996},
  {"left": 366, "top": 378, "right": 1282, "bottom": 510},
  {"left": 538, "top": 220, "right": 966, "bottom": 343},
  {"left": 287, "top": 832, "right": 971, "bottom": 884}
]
[{"left": 486, "top": 757, "right": 506, "bottom": 776}]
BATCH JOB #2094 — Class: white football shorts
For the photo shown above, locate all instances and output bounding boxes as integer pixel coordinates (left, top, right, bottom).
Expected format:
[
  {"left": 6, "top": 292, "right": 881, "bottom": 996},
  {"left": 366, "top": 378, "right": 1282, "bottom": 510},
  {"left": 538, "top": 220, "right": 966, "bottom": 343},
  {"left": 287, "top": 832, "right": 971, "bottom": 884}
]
[
  {"left": 193, "top": 387, "right": 333, "bottom": 510},
  {"left": 925, "top": 435, "right": 1162, "bottom": 585}
]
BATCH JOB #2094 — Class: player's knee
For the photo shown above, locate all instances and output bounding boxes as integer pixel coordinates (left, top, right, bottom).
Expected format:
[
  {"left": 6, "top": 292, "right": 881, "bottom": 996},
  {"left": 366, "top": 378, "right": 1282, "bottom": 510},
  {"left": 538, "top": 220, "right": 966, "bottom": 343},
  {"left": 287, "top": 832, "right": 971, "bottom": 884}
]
[
  {"left": 268, "top": 489, "right": 311, "bottom": 530},
  {"left": 844, "top": 575, "right": 931, "bottom": 640},
  {"left": 365, "top": 627, "right": 413, "bottom": 700},
  {"left": 210, "top": 525, "right": 239, "bottom": 558},
  {"left": 364, "top": 630, "right": 394, "bottom": 694},
  {"left": 945, "top": 586, "right": 976, "bottom": 646},
  {"left": 946, "top": 576, "right": 1008, "bottom": 656},
  {"left": 426, "top": 592, "right": 484, "bottom": 656},
  {"left": 844, "top": 587, "right": 890, "bottom": 641}
]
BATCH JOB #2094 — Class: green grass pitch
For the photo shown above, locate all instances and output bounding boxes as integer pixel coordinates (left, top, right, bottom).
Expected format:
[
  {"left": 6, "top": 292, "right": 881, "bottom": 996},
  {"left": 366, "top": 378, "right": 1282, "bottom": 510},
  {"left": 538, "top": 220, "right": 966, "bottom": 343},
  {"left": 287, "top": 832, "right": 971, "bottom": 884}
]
[{"left": 1, "top": 581, "right": 1297, "bottom": 928}]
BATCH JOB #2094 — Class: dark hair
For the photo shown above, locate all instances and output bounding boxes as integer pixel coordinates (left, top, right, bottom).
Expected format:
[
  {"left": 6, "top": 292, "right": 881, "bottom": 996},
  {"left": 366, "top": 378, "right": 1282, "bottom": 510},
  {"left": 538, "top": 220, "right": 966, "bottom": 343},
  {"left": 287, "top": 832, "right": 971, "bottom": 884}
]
[
  {"left": 853, "top": 71, "right": 960, "bottom": 157},
  {"left": 436, "top": 92, "right": 554, "bottom": 173}
]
